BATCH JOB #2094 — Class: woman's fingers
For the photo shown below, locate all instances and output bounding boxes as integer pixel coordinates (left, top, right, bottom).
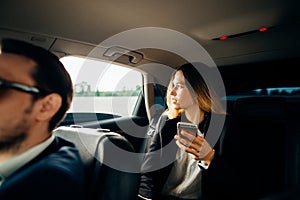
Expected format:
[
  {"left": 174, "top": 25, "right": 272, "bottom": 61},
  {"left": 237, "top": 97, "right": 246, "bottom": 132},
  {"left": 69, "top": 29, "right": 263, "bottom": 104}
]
[
  {"left": 175, "top": 131, "right": 211, "bottom": 160},
  {"left": 179, "top": 130, "right": 204, "bottom": 146},
  {"left": 175, "top": 133, "right": 202, "bottom": 152}
]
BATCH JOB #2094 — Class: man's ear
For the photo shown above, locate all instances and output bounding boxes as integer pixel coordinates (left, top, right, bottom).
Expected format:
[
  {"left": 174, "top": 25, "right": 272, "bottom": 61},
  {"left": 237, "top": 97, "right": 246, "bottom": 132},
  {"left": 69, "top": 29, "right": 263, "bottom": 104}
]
[{"left": 36, "top": 93, "right": 62, "bottom": 121}]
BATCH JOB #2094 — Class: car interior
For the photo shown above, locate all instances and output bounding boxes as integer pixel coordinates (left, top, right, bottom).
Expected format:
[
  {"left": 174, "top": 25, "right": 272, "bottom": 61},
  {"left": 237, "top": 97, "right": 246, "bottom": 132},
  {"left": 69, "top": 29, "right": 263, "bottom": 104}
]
[{"left": 1, "top": 0, "right": 300, "bottom": 199}]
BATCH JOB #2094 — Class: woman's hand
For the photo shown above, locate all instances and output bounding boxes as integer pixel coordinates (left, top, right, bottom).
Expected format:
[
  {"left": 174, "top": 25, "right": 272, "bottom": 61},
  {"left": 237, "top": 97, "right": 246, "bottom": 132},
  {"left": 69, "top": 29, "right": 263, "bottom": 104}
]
[{"left": 174, "top": 129, "right": 214, "bottom": 161}]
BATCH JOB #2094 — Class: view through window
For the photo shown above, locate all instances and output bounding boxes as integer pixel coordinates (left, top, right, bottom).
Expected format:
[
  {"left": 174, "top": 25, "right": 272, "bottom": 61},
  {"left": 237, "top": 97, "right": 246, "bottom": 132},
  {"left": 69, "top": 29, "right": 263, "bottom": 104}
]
[{"left": 60, "top": 56, "right": 143, "bottom": 116}]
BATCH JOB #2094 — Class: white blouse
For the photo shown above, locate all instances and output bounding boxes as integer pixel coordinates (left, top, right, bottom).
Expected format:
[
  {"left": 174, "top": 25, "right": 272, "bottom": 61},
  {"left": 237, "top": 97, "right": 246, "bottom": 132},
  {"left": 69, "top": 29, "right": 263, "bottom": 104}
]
[{"left": 162, "top": 148, "right": 203, "bottom": 199}]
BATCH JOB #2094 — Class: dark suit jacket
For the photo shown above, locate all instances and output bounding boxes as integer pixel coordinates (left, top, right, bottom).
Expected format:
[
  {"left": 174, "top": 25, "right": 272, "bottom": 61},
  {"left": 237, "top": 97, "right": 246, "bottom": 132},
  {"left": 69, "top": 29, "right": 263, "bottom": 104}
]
[
  {"left": 139, "top": 113, "right": 241, "bottom": 200},
  {"left": 0, "top": 136, "right": 87, "bottom": 200}
]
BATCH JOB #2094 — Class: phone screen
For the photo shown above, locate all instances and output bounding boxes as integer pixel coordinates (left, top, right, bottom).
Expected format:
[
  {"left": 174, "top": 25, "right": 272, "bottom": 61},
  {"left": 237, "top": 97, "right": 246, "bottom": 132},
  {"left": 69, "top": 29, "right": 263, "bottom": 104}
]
[{"left": 177, "top": 122, "right": 198, "bottom": 136}]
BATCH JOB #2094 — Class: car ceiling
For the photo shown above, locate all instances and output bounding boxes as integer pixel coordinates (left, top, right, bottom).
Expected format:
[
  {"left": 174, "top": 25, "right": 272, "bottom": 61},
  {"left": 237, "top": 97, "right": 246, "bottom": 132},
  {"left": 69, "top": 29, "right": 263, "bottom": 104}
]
[{"left": 1, "top": 0, "right": 300, "bottom": 75}]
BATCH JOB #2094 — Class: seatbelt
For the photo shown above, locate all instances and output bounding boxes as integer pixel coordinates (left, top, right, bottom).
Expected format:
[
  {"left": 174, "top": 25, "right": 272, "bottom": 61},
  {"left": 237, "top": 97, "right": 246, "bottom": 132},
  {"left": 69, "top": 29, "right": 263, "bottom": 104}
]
[
  {"left": 141, "top": 82, "right": 167, "bottom": 153},
  {"left": 140, "top": 118, "right": 156, "bottom": 153},
  {"left": 140, "top": 112, "right": 167, "bottom": 153}
]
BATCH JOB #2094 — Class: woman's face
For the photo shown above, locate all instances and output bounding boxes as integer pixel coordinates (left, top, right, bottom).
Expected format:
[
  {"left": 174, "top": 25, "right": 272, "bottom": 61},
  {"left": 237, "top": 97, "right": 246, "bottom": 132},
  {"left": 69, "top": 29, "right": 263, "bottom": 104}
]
[{"left": 169, "top": 70, "right": 195, "bottom": 110}]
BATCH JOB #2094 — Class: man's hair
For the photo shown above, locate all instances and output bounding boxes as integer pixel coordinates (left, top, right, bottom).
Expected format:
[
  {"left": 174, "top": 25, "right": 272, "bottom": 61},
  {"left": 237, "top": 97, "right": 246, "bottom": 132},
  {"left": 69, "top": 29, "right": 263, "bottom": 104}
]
[{"left": 1, "top": 38, "right": 73, "bottom": 131}]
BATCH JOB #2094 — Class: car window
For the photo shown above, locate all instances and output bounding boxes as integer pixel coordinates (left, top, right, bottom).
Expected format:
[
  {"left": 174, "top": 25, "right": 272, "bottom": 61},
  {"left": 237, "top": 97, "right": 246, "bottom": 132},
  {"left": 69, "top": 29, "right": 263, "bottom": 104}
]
[
  {"left": 224, "top": 87, "right": 300, "bottom": 100},
  {"left": 60, "top": 56, "right": 143, "bottom": 117}
]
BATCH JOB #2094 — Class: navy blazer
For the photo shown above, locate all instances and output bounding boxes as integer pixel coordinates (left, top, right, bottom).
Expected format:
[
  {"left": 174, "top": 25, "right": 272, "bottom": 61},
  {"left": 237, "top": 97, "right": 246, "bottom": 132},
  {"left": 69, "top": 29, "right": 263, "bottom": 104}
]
[
  {"left": 0, "top": 136, "right": 86, "bottom": 200},
  {"left": 139, "top": 113, "right": 241, "bottom": 200}
]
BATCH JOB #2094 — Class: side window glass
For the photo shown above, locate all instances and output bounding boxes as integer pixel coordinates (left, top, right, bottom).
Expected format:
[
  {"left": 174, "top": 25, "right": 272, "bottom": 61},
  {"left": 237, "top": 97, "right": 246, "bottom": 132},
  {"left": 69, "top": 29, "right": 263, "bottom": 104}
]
[
  {"left": 154, "top": 83, "right": 167, "bottom": 109},
  {"left": 60, "top": 56, "right": 143, "bottom": 117}
]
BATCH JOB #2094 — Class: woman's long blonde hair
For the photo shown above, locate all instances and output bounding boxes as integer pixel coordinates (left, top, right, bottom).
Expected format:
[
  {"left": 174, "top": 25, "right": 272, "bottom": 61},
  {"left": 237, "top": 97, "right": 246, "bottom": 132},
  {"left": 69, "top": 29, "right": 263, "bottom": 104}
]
[{"left": 166, "top": 62, "right": 226, "bottom": 119}]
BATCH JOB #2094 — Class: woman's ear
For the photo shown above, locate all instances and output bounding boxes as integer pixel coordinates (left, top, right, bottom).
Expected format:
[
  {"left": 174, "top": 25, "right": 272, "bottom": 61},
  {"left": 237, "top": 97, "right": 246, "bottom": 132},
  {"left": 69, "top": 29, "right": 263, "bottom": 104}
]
[{"left": 36, "top": 93, "right": 62, "bottom": 121}]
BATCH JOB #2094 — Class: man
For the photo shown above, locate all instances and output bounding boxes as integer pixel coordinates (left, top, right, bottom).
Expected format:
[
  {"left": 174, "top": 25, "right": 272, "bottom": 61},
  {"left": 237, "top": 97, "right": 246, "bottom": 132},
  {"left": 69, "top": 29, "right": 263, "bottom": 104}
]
[{"left": 0, "top": 38, "right": 86, "bottom": 199}]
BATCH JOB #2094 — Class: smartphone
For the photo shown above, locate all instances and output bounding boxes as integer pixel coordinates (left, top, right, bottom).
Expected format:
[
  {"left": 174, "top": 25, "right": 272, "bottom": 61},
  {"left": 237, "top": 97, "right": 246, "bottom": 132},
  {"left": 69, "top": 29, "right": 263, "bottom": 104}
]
[{"left": 177, "top": 122, "right": 203, "bottom": 137}]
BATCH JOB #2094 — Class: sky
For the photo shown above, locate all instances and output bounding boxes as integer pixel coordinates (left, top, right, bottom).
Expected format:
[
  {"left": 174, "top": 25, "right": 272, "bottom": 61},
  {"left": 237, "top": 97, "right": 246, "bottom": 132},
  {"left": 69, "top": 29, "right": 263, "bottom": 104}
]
[{"left": 60, "top": 56, "right": 142, "bottom": 92}]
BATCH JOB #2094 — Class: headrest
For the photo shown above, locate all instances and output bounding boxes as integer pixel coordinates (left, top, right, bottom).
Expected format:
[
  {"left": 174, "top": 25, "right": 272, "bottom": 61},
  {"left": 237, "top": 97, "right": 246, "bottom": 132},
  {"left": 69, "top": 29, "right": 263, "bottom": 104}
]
[
  {"left": 234, "top": 97, "right": 285, "bottom": 118},
  {"left": 53, "top": 126, "right": 138, "bottom": 172}
]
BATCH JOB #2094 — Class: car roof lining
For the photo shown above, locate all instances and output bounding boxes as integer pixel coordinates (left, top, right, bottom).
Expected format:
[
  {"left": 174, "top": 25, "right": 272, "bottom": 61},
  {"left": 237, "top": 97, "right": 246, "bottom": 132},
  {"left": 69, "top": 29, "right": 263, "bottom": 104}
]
[{"left": 1, "top": 0, "right": 300, "bottom": 68}]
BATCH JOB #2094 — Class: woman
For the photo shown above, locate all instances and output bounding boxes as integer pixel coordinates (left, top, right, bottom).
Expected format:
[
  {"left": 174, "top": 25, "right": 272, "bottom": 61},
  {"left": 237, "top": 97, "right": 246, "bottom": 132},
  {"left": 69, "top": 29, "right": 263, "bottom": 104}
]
[{"left": 138, "top": 62, "right": 234, "bottom": 200}]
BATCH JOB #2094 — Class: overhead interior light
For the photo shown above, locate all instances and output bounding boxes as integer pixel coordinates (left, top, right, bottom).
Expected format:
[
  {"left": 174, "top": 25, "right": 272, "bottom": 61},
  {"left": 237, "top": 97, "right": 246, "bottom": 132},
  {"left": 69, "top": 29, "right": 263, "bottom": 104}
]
[
  {"left": 259, "top": 27, "right": 268, "bottom": 32},
  {"left": 212, "top": 26, "right": 272, "bottom": 40},
  {"left": 219, "top": 36, "right": 228, "bottom": 40}
]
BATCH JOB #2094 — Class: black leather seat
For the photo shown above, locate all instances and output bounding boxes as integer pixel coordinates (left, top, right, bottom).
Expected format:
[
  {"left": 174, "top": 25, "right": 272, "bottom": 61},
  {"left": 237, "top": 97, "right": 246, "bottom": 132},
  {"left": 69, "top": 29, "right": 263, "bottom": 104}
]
[
  {"left": 54, "top": 126, "right": 140, "bottom": 200},
  {"left": 285, "top": 99, "right": 300, "bottom": 188},
  {"left": 223, "top": 97, "right": 287, "bottom": 199}
]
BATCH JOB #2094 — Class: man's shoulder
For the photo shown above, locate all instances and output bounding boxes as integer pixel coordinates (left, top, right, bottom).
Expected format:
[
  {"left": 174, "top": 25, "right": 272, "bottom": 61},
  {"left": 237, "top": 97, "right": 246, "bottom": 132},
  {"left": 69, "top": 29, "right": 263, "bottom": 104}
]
[
  {"left": 15, "top": 136, "right": 83, "bottom": 178},
  {"left": 38, "top": 136, "right": 84, "bottom": 172},
  {"left": 0, "top": 136, "right": 86, "bottom": 199},
  {"left": 0, "top": 136, "right": 84, "bottom": 184}
]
